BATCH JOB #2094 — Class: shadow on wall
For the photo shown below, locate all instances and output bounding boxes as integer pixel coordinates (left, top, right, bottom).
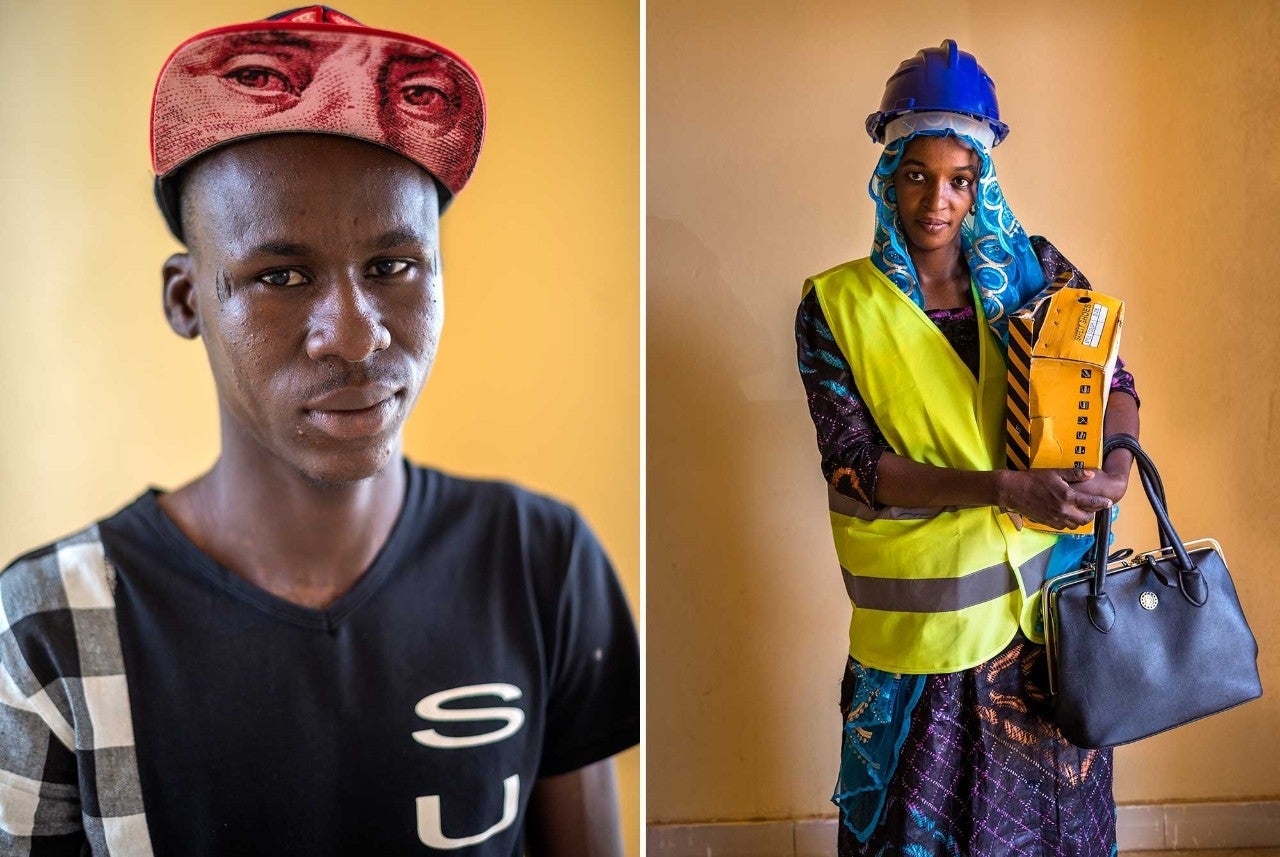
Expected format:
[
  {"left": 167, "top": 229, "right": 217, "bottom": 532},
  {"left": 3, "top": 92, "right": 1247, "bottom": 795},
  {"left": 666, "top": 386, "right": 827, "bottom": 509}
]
[{"left": 647, "top": 215, "right": 851, "bottom": 818}]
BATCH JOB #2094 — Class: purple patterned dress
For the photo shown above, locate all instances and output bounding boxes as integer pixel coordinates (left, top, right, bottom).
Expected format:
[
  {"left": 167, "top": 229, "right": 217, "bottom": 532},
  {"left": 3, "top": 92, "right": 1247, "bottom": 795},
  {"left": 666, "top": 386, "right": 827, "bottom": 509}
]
[{"left": 796, "top": 238, "right": 1135, "bottom": 856}]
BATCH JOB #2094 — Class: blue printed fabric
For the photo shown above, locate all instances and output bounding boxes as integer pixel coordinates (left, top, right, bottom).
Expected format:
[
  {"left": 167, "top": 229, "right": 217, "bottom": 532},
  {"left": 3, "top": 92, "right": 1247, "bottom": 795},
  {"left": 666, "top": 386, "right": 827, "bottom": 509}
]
[{"left": 834, "top": 665, "right": 928, "bottom": 840}]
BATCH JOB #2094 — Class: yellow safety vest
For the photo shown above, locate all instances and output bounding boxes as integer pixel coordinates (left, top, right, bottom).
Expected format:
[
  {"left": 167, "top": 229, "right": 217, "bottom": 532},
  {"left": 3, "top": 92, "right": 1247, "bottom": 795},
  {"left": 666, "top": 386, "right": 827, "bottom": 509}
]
[{"left": 805, "top": 257, "right": 1058, "bottom": 674}]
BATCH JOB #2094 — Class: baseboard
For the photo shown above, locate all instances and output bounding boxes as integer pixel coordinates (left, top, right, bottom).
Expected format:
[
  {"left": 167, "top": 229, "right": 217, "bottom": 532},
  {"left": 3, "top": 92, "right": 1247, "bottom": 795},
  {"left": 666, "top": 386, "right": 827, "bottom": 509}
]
[{"left": 647, "top": 801, "right": 1280, "bottom": 855}]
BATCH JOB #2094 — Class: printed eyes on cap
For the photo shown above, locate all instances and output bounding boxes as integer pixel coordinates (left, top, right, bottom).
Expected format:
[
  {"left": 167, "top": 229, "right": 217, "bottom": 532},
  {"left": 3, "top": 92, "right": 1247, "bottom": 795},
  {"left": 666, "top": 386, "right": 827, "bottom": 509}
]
[
  {"left": 399, "top": 84, "right": 451, "bottom": 119},
  {"left": 223, "top": 65, "right": 298, "bottom": 96}
]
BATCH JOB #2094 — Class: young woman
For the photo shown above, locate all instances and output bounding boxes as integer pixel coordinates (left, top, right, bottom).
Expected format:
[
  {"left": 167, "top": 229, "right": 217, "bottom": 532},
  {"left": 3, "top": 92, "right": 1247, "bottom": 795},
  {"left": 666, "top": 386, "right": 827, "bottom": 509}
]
[{"left": 796, "top": 41, "right": 1140, "bottom": 856}]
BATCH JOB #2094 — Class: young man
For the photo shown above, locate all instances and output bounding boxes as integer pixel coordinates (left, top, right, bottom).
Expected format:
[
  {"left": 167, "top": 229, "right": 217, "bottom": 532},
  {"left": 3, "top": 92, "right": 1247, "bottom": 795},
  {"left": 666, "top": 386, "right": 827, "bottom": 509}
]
[{"left": 0, "top": 8, "right": 639, "bottom": 855}]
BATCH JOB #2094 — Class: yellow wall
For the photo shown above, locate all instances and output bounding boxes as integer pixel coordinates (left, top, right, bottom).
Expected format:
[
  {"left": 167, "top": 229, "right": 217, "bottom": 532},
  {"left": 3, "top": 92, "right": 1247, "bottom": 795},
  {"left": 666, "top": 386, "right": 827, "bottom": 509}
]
[
  {"left": 0, "top": 0, "right": 639, "bottom": 850},
  {"left": 648, "top": 0, "right": 1280, "bottom": 823}
]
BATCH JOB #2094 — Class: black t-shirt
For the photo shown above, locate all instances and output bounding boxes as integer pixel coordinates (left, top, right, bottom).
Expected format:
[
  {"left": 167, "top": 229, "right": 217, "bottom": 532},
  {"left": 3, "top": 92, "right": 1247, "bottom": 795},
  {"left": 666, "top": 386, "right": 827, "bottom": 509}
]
[{"left": 7, "top": 460, "right": 638, "bottom": 855}]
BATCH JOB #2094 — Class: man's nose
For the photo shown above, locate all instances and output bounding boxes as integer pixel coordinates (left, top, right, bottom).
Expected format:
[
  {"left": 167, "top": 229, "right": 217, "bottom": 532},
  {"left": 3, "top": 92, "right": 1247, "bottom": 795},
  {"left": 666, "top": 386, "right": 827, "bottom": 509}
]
[{"left": 306, "top": 280, "right": 391, "bottom": 364}]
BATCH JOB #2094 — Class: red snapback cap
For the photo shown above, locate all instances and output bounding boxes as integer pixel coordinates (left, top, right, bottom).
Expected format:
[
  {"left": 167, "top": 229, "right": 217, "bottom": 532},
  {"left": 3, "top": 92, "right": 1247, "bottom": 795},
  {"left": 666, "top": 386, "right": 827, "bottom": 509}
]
[{"left": 151, "top": 6, "right": 485, "bottom": 239}]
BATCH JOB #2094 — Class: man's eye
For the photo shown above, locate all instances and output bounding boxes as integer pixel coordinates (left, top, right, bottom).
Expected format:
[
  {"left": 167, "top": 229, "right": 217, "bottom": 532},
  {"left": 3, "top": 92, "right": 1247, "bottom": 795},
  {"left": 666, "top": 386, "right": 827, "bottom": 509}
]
[
  {"left": 224, "top": 66, "right": 295, "bottom": 95},
  {"left": 259, "top": 269, "right": 307, "bottom": 287},
  {"left": 370, "top": 259, "right": 412, "bottom": 277}
]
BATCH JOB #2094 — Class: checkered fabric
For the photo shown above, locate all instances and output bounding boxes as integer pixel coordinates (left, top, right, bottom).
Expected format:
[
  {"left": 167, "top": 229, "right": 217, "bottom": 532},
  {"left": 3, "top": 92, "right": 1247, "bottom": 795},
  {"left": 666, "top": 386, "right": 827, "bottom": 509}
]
[{"left": 0, "top": 526, "right": 153, "bottom": 856}]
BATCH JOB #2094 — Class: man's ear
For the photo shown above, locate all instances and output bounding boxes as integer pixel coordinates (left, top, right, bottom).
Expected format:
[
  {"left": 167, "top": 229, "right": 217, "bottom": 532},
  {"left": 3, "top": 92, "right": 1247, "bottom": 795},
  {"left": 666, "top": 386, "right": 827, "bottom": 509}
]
[{"left": 162, "top": 253, "right": 201, "bottom": 339}]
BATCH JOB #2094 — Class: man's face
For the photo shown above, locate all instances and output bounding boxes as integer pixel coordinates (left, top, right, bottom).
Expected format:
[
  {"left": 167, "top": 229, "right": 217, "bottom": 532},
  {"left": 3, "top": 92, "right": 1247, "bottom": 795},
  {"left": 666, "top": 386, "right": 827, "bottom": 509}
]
[{"left": 174, "top": 134, "right": 442, "bottom": 485}]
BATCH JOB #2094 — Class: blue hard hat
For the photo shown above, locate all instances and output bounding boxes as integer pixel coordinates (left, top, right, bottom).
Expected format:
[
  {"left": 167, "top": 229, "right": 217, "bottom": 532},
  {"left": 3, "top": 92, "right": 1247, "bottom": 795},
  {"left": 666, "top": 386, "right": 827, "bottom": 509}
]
[{"left": 865, "top": 40, "right": 1009, "bottom": 145}]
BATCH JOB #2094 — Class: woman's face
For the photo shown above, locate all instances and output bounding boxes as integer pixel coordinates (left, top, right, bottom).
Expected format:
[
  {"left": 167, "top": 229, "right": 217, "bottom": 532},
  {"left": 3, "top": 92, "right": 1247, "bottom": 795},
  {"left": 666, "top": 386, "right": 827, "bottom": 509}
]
[{"left": 891, "top": 135, "right": 980, "bottom": 256}]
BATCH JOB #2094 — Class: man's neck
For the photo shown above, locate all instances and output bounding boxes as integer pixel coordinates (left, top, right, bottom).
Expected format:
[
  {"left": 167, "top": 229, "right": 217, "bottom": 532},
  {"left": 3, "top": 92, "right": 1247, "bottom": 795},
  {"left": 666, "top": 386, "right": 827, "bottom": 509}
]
[{"left": 157, "top": 437, "right": 407, "bottom": 611}]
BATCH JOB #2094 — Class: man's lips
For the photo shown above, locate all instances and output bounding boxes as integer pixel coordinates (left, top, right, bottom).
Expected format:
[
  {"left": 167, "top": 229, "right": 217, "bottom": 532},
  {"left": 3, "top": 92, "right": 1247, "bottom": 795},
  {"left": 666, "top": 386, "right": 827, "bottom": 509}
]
[
  {"left": 305, "top": 382, "right": 400, "bottom": 412},
  {"left": 302, "top": 383, "right": 403, "bottom": 440}
]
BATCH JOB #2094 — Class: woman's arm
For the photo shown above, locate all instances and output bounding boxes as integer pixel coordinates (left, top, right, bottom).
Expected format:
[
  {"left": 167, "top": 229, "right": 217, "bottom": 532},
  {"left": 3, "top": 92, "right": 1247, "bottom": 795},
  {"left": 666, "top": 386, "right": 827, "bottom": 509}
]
[
  {"left": 795, "top": 289, "right": 892, "bottom": 507},
  {"left": 1091, "top": 388, "right": 1139, "bottom": 499},
  {"left": 875, "top": 390, "right": 1141, "bottom": 529},
  {"left": 875, "top": 453, "right": 1111, "bottom": 530}
]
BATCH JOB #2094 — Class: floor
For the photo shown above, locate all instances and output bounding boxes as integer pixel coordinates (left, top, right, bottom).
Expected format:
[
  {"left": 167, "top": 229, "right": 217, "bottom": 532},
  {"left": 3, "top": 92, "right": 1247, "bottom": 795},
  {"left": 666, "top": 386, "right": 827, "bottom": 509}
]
[{"left": 1122, "top": 851, "right": 1280, "bottom": 856}]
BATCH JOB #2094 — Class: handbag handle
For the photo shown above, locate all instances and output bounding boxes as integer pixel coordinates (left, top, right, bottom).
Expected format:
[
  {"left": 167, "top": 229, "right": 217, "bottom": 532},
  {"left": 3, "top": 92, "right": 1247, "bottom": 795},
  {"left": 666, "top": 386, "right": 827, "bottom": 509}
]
[
  {"left": 1085, "top": 434, "right": 1207, "bottom": 633},
  {"left": 1088, "top": 433, "right": 1188, "bottom": 581}
]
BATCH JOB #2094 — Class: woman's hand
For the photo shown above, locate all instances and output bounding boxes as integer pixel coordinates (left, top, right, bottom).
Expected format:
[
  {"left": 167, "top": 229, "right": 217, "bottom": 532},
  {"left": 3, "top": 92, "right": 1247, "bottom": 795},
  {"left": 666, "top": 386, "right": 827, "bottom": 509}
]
[
  {"left": 1082, "top": 465, "right": 1130, "bottom": 506},
  {"left": 998, "top": 468, "right": 1114, "bottom": 530},
  {"left": 1000, "top": 397, "right": 1136, "bottom": 529}
]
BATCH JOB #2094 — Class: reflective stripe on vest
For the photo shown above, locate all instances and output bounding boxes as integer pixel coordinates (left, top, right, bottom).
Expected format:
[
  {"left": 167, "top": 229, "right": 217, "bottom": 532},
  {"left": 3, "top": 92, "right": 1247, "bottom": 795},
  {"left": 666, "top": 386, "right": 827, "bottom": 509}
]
[
  {"left": 840, "top": 545, "right": 1053, "bottom": 613},
  {"left": 805, "top": 257, "right": 1060, "bottom": 674}
]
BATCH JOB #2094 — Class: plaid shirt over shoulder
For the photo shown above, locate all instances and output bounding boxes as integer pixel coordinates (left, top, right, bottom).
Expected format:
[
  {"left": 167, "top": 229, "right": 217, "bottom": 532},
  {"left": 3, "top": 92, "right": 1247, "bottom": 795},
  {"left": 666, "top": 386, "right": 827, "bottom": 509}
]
[{"left": 0, "top": 526, "right": 153, "bottom": 856}]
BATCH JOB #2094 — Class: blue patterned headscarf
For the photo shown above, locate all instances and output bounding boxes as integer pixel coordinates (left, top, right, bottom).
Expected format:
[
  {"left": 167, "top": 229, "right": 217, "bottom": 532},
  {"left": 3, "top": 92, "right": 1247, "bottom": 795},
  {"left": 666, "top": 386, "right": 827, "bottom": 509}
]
[{"left": 868, "top": 125, "right": 1046, "bottom": 342}]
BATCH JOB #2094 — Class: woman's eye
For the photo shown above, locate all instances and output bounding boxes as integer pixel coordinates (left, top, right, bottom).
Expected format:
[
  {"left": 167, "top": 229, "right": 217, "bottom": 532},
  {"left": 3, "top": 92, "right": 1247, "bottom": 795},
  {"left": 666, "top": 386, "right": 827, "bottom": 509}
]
[
  {"left": 259, "top": 269, "right": 307, "bottom": 287},
  {"left": 904, "top": 171, "right": 925, "bottom": 182},
  {"left": 224, "top": 66, "right": 295, "bottom": 95},
  {"left": 953, "top": 177, "right": 972, "bottom": 188},
  {"left": 370, "top": 259, "right": 412, "bottom": 277}
]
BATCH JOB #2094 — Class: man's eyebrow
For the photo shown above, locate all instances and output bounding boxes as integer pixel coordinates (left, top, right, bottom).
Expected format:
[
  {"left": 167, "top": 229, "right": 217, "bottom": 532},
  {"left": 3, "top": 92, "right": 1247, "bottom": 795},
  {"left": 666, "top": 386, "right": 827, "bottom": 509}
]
[
  {"left": 249, "top": 240, "right": 313, "bottom": 257},
  {"left": 245, "top": 233, "right": 425, "bottom": 256},
  {"left": 374, "top": 229, "right": 427, "bottom": 250}
]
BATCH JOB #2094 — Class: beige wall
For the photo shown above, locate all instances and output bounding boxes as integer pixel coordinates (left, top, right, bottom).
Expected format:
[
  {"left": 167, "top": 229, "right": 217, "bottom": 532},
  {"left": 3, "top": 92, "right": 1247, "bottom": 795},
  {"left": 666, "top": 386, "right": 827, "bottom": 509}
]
[
  {"left": 0, "top": 0, "right": 638, "bottom": 850},
  {"left": 648, "top": 0, "right": 1280, "bottom": 823}
]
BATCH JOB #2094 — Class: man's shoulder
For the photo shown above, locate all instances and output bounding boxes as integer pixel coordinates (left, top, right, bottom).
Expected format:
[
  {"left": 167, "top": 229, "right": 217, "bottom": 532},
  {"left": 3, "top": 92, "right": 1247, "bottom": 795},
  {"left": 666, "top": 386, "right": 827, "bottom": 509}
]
[
  {"left": 1, "top": 522, "right": 117, "bottom": 631},
  {"left": 0, "top": 523, "right": 120, "bottom": 706},
  {"left": 410, "top": 464, "right": 601, "bottom": 595},
  {"left": 415, "top": 463, "right": 581, "bottom": 534}
]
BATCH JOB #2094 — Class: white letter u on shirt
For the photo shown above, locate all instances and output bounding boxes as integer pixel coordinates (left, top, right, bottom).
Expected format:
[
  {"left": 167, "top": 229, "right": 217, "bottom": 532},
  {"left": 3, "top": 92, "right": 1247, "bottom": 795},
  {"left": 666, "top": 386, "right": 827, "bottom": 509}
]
[{"left": 416, "top": 774, "right": 520, "bottom": 849}]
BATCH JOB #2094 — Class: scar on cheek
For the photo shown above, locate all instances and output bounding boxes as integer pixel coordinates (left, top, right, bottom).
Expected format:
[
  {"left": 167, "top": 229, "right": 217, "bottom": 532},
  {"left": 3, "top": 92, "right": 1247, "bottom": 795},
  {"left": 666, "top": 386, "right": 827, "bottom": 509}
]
[{"left": 215, "top": 269, "right": 233, "bottom": 303}]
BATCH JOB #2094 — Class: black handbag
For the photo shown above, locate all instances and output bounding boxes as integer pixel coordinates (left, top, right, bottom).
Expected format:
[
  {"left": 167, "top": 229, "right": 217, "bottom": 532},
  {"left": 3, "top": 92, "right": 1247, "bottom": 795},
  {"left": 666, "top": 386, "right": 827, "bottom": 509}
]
[{"left": 1042, "top": 433, "right": 1262, "bottom": 749}]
